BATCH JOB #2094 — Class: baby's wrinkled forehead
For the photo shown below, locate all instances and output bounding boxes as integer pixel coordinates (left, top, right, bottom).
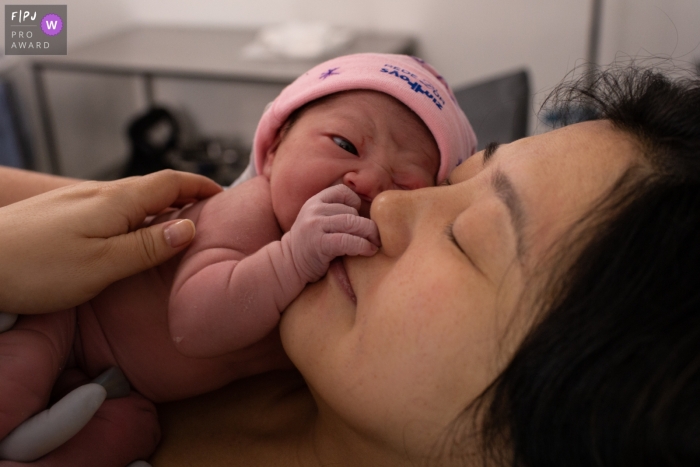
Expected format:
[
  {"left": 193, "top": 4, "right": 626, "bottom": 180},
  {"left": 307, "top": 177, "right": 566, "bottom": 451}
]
[
  {"left": 323, "top": 90, "right": 438, "bottom": 156},
  {"left": 308, "top": 90, "right": 441, "bottom": 183}
]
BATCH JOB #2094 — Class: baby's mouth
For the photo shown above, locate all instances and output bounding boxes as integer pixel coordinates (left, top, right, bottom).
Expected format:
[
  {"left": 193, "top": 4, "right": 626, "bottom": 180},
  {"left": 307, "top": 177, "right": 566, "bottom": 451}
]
[
  {"left": 358, "top": 198, "right": 372, "bottom": 218},
  {"left": 329, "top": 258, "right": 357, "bottom": 304}
]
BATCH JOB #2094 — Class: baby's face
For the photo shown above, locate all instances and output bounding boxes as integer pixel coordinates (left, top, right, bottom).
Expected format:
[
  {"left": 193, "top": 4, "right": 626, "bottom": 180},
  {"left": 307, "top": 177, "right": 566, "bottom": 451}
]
[{"left": 262, "top": 90, "right": 440, "bottom": 231}]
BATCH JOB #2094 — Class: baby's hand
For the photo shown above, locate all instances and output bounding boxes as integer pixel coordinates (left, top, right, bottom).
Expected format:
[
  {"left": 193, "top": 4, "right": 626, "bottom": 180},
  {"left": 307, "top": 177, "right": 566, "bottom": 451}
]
[{"left": 283, "top": 184, "right": 381, "bottom": 283}]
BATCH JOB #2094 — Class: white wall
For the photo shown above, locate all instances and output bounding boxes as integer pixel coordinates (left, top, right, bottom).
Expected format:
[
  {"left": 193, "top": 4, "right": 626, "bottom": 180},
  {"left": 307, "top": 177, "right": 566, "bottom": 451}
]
[
  {"left": 117, "top": 0, "right": 700, "bottom": 122},
  {"left": 601, "top": 0, "right": 700, "bottom": 63},
  {"left": 2, "top": 0, "right": 698, "bottom": 176},
  {"left": 115, "top": 0, "right": 591, "bottom": 108}
]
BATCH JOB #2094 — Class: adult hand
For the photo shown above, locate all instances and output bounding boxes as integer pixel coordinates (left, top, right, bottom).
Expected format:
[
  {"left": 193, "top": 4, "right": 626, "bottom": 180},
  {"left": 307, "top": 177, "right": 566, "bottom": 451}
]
[{"left": 0, "top": 170, "right": 222, "bottom": 315}]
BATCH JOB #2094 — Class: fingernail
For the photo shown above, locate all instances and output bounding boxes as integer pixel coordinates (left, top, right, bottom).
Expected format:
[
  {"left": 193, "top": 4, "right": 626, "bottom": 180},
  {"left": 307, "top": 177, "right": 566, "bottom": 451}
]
[{"left": 164, "top": 220, "right": 195, "bottom": 248}]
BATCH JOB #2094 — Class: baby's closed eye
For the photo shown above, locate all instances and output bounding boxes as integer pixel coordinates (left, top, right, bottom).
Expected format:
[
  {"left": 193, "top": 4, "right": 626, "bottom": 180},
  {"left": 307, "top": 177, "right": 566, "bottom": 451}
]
[{"left": 391, "top": 171, "right": 436, "bottom": 191}]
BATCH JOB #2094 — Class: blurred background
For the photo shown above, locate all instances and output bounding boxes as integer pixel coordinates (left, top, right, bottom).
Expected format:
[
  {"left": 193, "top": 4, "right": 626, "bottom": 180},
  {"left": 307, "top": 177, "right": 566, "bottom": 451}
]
[{"left": 1, "top": 0, "right": 698, "bottom": 182}]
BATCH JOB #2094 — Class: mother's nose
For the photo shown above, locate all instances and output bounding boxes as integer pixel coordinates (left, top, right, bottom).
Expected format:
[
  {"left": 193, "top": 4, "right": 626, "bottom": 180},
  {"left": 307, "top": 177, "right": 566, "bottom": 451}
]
[{"left": 370, "top": 188, "right": 420, "bottom": 258}]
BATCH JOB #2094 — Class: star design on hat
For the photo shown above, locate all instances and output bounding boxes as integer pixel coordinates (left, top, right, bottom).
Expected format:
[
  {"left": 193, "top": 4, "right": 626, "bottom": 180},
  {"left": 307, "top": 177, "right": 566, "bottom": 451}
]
[{"left": 319, "top": 67, "right": 340, "bottom": 79}]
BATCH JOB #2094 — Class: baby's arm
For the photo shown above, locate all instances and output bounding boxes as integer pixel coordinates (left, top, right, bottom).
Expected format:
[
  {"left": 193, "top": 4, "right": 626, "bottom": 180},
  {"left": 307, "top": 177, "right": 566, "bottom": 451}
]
[{"left": 169, "top": 184, "right": 380, "bottom": 358}]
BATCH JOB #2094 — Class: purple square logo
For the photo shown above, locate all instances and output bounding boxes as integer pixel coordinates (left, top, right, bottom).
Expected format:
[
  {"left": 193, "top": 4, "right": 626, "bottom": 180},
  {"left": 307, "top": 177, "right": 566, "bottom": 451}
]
[{"left": 5, "top": 5, "right": 67, "bottom": 55}]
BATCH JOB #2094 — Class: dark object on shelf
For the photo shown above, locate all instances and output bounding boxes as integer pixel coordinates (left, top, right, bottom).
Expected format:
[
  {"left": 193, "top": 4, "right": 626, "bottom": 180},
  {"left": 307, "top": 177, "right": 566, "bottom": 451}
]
[
  {"left": 453, "top": 70, "right": 530, "bottom": 150},
  {"left": 123, "top": 106, "right": 249, "bottom": 185},
  {"left": 123, "top": 107, "right": 180, "bottom": 177},
  {"left": 166, "top": 138, "right": 249, "bottom": 187}
]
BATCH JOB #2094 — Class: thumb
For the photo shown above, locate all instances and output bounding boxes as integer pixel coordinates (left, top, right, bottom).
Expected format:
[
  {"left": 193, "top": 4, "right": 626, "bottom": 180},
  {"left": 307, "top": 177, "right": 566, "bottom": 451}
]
[{"left": 106, "top": 219, "right": 196, "bottom": 279}]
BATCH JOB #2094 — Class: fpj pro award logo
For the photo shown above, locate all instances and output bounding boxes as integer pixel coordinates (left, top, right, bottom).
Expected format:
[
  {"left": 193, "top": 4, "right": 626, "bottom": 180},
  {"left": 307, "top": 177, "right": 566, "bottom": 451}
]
[{"left": 5, "top": 5, "right": 67, "bottom": 55}]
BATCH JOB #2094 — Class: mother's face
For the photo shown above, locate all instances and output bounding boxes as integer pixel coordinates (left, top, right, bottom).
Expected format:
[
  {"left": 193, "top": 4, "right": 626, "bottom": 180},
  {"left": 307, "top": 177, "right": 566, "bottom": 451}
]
[{"left": 280, "top": 121, "right": 640, "bottom": 456}]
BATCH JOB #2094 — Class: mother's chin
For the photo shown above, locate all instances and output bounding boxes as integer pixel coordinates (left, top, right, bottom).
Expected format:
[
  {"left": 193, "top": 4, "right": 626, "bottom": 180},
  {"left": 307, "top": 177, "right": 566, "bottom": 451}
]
[{"left": 279, "top": 259, "right": 356, "bottom": 369}]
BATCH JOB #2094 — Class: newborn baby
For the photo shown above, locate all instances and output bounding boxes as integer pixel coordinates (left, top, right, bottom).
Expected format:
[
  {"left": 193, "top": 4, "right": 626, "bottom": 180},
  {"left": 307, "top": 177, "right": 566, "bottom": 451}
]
[{"left": 0, "top": 53, "right": 476, "bottom": 464}]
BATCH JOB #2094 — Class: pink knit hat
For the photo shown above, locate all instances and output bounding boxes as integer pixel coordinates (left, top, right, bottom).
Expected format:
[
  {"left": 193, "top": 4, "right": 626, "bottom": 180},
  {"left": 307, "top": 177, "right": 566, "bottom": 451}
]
[{"left": 252, "top": 53, "right": 477, "bottom": 184}]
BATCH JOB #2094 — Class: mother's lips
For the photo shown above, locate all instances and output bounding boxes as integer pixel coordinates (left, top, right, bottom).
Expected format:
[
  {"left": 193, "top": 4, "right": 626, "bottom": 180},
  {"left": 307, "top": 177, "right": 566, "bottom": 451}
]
[{"left": 329, "top": 258, "right": 357, "bottom": 304}]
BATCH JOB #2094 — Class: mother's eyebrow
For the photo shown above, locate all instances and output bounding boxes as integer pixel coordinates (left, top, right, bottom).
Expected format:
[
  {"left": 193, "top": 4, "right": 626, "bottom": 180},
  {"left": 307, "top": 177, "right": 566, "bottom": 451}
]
[
  {"left": 486, "top": 143, "right": 527, "bottom": 264},
  {"left": 483, "top": 141, "right": 500, "bottom": 164}
]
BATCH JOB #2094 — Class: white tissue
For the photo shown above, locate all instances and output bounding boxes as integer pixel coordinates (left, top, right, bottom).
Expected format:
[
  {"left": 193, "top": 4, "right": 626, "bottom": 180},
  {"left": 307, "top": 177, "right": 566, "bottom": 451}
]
[{"left": 244, "top": 21, "right": 354, "bottom": 60}]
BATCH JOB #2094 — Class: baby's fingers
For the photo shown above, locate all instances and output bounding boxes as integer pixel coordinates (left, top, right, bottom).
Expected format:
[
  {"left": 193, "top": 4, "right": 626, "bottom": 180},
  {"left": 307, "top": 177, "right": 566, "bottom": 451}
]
[
  {"left": 321, "top": 233, "right": 379, "bottom": 258},
  {"left": 323, "top": 214, "right": 381, "bottom": 247},
  {"left": 306, "top": 203, "right": 358, "bottom": 218},
  {"left": 312, "top": 184, "right": 362, "bottom": 210}
]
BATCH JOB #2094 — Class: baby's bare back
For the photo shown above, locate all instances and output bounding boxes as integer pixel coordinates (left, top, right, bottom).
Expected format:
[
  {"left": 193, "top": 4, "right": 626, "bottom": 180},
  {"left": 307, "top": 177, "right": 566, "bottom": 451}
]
[{"left": 72, "top": 177, "right": 292, "bottom": 402}]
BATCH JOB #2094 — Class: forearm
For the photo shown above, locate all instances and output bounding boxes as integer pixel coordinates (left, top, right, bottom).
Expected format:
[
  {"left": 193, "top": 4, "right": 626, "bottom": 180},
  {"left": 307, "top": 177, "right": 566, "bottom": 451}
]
[
  {"left": 169, "top": 184, "right": 380, "bottom": 357},
  {"left": 0, "top": 167, "right": 81, "bottom": 207},
  {"left": 169, "top": 240, "right": 305, "bottom": 358}
]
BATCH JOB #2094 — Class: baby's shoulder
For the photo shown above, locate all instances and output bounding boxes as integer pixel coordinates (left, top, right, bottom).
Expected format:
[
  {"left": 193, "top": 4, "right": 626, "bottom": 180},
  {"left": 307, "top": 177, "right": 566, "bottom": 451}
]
[
  {"left": 227, "top": 175, "right": 273, "bottom": 205},
  {"left": 195, "top": 176, "right": 281, "bottom": 253},
  {"left": 207, "top": 176, "right": 274, "bottom": 221}
]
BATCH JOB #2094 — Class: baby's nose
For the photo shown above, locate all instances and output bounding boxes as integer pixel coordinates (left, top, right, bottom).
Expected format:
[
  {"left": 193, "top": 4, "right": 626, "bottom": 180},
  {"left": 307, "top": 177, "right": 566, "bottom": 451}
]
[{"left": 342, "top": 166, "right": 392, "bottom": 216}]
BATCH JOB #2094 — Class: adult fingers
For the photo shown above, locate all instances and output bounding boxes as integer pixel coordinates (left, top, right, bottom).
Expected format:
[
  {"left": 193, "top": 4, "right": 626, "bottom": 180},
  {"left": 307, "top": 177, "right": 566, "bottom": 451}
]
[
  {"left": 100, "top": 219, "right": 196, "bottom": 283},
  {"left": 0, "top": 172, "right": 218, "bottom": 316},
  {"left": 117, "top": 171, "right": 221, "bottom": 227}
]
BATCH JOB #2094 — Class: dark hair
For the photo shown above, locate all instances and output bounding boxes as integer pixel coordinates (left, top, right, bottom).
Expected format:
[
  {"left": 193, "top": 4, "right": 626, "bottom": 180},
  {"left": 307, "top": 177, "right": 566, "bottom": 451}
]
[{"left": 441, "top": 65, "right": 700, "bottom": 466}]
